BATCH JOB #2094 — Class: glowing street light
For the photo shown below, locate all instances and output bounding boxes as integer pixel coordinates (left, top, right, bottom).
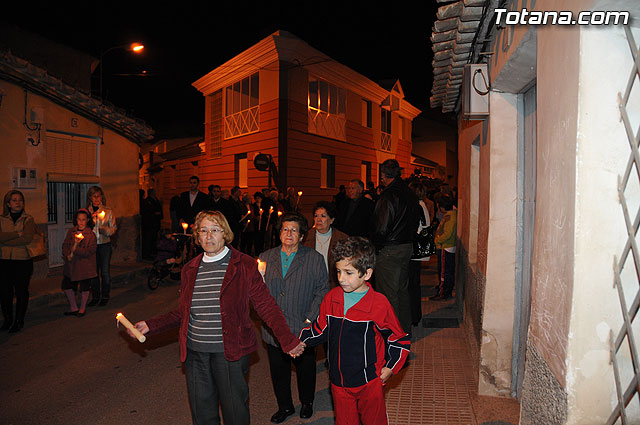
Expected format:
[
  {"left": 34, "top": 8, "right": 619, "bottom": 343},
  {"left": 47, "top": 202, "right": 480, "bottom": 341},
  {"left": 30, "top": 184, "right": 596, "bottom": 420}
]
[{"left": 99, "top": 42, "right": 145, "bottom": 99}]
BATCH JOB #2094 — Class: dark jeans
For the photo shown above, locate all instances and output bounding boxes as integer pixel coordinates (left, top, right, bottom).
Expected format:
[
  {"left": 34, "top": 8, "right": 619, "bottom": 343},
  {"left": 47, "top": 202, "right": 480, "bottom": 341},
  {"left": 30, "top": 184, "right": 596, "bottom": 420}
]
[
  {"left": 0, "top": 259, "right": 33, "bottom": 325},
  {"left": 91, "top": 243, "right": 112, "bottom": 301},
  {"left": 267, "top": 343, "right": 316, "bottom": 409},
  {"left": 185, "top": 349, "right": 250, "bottom": 425},
  {"left": 408, "top": 260, "right": 423, "bottom": 325},
  {"left": 374, "top": 243, "right": 413, "bottom": 334},
  {"left": 437, "top": 249, "right": 456, "bottom": 297}
]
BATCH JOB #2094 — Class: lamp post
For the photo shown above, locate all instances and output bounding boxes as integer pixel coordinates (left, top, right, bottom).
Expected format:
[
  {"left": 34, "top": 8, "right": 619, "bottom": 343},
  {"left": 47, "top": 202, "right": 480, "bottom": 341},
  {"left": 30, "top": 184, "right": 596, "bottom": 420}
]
[{"left": 99, "top": 42, "right": 144, "bottom": 99}]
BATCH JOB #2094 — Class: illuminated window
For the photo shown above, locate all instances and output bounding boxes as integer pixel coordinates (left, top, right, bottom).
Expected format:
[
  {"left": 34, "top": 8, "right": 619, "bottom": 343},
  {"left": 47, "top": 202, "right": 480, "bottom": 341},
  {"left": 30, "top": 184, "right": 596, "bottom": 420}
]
[
  {"left": 381, "top": 109, "right": 392, "bottom": 151},
  {"left": 308, "top": 76, "right": 346, "bottom": 141},
  {"left": 224, "top": 73, "right": 259, "bottom": 139}
]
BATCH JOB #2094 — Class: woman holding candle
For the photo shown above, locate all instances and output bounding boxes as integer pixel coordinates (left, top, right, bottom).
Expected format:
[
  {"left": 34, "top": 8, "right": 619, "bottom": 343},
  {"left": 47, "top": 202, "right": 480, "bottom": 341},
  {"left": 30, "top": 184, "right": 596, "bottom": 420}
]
[
  {"left": 0, "top": 190, "right": 37, "bottom": 333},
  {"left": 128, "top": 210, "right": 305, "bottom": 425},
  {"left": 86, "top": 186, "right": 117, "bottom": 307},
  {"left": 259, "top": 211, "right": 329, "bottom": 423},
  {"left": 303, "top": 201, "right": 348, "bottom": 288},
  {"left": 61, "top": 209, "right": 97, "bottom": 317}
]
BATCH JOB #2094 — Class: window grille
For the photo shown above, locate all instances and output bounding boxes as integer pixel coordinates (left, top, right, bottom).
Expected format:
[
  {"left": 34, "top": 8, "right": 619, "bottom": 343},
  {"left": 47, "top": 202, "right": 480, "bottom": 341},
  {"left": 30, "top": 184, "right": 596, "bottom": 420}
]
[
  {"left": 607, "top": 24, "right": 640, "bottom": 425},
  {"left": 308, "top": 77, "right": 346, "bottom": 141},
  {"left": 224, "top": 74, "right": 259, "bottom": 139}
]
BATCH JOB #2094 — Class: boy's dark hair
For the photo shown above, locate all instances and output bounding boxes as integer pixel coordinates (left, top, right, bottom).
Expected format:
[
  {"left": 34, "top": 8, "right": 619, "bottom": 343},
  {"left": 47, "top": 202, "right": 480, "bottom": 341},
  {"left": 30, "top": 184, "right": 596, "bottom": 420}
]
[
  {"left": 332, "top": 236, "right": 376, "bottom": 277},
  {"left": 73, "top": 208, "right": 95, "bottom": 229},
  {"left": 189, "top": 175, "right": 200, "bottom": 183}
]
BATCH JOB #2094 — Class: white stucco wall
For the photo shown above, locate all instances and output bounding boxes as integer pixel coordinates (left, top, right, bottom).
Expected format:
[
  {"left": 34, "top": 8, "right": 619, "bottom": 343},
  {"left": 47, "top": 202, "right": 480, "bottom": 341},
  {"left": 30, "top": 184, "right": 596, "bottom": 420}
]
[
  {"left": 479, "top": 92, "right": 519, "bottom": 396},
  {"left": 565, "top": 23, "right": 639, "bottom": 425}
]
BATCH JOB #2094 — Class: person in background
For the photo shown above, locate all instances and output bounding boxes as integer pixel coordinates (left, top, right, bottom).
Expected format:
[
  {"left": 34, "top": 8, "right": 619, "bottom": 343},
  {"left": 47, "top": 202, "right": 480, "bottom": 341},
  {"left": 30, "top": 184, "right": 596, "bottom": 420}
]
[
  {"left": 178, "top": 176, "right": 211, "bottom": 226},
  {"left": 86, "top": 186, "right": 117, "bottom": 307},
  {"left": 299, "top": 237, "right": 410, "bottom": 425},
  {"left": 303, "top": 201, "right": 348, "bottom": 287},
  {"left": 169, "top": 194, "right": 182, "bottom": 233},
  {"left": 239, "top": 192, "right": 255, "bottom": 255},
  {"left": 128, "top": 210, "right": 304, "bottom": 425},
  {"left": 141, "top": 188, "right": 163, "bottom": 260},
  {"left": 0, "top": 190, "right": 36, "bottom": 333},
  {"left": 333, "top": 184, "right": 346, "bottom": 211},
  {"left": 432, "top": 195, "right": 457, "bottom": 301},
  {"left": 408, "top": 181, "right": 431, "bottom": 325},
  {"left": 371, "top": 159, "right": 419, "bottom": 336},
  {"left": 62, "top": 209, "right": 97, "bottom": 317},
  {"left": 259, "top": 212, "right": 328, "bottom": 423},
  {"left": 335, "top": 179, "right": 374, "bottom": 239},
  {"left": 228, "top": 186, "right": 243, "bottom": 248}
]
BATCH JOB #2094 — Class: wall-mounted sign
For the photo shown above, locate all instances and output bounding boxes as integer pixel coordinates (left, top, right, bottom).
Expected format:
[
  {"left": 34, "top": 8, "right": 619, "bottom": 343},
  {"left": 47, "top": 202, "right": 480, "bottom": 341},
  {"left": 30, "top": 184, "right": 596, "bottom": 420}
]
[{"left": 254, "top": 153, "right": 270, "bottom": 171}]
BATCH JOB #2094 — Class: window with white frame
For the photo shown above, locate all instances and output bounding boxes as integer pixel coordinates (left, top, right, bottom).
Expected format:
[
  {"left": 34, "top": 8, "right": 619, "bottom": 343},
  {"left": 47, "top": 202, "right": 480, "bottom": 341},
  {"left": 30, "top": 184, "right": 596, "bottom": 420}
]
[
  {"left": 224, "top": 73, "right": 259, "bottom": 139},
  {"left": 308, "top": 77, "right": 346, "bottom": 141},
  {"left": 381, "top": 108, "right": 392, "bottom": 151}
]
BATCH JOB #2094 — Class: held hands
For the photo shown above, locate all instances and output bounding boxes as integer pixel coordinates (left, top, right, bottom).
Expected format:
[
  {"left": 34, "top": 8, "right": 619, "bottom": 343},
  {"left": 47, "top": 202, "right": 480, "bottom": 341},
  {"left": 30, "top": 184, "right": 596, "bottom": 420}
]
[
  {"left": 380, "top": 367, "right": 393, "bottom": 385},
  {"left": 288, "top": 341, "right": 306, "bottom": 358},
  {"left": 126, "top": 321, "right": 150, "bottom": 339}
]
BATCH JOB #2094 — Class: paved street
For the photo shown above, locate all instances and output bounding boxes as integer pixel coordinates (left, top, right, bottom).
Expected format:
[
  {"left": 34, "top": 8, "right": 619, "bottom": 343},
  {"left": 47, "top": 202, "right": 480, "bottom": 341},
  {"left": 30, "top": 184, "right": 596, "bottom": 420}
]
[{"left": 0, "top": 279, "right": 334, "bottom": 425}]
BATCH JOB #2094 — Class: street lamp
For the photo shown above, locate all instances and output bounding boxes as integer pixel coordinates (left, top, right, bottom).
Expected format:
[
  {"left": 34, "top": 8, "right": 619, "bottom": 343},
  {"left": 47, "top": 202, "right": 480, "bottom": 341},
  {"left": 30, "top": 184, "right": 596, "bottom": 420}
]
[{"left": 98, "top": 42, "right": 144, "bottom": 99}]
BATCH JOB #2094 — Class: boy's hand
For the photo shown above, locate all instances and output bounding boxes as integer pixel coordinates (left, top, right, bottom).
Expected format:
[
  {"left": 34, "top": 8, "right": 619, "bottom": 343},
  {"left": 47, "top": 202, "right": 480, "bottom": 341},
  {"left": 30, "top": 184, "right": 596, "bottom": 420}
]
[{"left": 380, "top": 367, "right": 393, "bottom": 385}]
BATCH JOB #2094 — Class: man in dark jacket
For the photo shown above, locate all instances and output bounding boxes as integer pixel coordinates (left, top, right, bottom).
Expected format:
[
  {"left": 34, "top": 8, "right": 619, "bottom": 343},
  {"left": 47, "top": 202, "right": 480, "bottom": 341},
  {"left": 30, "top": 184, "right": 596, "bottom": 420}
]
[
  {"left": 336, "top": 179, "right": 374, "bottom": 239},
  {"left": 371, "top": 159, "right": 419, "bottom": 335},
  {"left": 178, "top": 176, "right": 211, "bottom": 226}
]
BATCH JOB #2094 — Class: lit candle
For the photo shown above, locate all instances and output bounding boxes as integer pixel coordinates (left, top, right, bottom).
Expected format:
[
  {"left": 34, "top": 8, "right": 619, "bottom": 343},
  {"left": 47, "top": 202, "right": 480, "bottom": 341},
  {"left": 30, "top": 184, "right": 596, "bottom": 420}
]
[
  {"left": 74, "top": 232, "right": 84, "bottom": 241},
  {"left": 258, "top": 208, "right": 264, "bottom": 229},
  {"left": 296, "top": 191, "right": 303, "bottom": 208},
  {"left": 277, "top": 211, "right": 282, "bottom": 217},
  {"left": 257, "top": 259, "right": 266, "bottom": 281},
  {"left": 116, "top": 312, "right": 146, "bottom": 343},
  {"left": 181, "top": 222, "right": 189, "bottom": 234},
  {"left": 98, "top": 210, "right": 106, "bottom": 220}
]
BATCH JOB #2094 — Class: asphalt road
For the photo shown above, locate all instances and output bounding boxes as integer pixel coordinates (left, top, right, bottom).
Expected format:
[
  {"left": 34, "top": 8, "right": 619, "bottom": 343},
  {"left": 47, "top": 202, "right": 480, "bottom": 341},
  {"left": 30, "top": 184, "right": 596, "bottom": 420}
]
[{"left": 0, "top": 280, "right": 332, "bottom": 425}]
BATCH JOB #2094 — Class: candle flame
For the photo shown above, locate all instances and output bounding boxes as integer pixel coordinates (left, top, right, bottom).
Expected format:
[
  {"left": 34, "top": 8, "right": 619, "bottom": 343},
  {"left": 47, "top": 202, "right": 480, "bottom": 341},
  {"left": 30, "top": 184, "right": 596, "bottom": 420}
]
[
  {"left": 98, "top": 211, "right": 106, "bottom": 219},
  {"left": 269, "top": 206, "right": 274, "bottom": 212},
  {"left": 277, "top": 211, "right": 283, "bottom": 216},
  {"left": 181, "top": 222, "right": 189, "bottom": 230},
  {"left": 298, "top": 191, "right": 303, "bottom": 196},
  {"left": 259, "top": 208, "right": 263, "bottom": 214},
  {"left": 116, "top": 312, "right": 123, "bottom": 319}
]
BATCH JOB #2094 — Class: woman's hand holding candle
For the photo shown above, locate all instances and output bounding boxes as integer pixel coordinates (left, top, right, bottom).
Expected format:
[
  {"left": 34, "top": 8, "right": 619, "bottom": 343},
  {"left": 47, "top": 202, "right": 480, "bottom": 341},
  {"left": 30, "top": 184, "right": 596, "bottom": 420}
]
[{"left": 116, "top": 312, "right": 147, "bottom": 343}]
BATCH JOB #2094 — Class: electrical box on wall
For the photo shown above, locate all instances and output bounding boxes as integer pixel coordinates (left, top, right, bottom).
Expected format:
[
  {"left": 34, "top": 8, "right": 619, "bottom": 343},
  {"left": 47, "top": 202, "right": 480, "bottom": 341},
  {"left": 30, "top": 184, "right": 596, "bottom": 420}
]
[
  {"left": 12, "top": 168, "right": 37, "bottom": 189},
  {"left": 462, "top": 64, "right": 490, "bottom": 120},
  {"left": 30, "top": 107, "right": 44, "bottom": 124}
]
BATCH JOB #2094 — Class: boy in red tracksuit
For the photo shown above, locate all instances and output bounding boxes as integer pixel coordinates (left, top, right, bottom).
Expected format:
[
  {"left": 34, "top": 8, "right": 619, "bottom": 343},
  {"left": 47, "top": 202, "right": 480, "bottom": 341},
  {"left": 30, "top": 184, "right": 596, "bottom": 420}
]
[{"left": 299, "top": 237, "right": 410, "bottom": 425}]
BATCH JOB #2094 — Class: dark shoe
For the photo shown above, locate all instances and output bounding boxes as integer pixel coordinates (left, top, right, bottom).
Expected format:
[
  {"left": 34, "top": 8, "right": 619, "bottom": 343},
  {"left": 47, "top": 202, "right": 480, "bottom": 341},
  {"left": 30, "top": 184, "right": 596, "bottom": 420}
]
[
  {"left": 270, "top": 408, "right": 295, "bottom": 423},
  {"left": 77, "top": 311, "right": 85, "bottom": 317},
  {"left": 99, "top": 299, "right": 109, "bottom": 306},
  {"left": 87, "top": 299, "right": 99, "bottom": 307},
  {"left": 64, "top": 311, "right": 79, "bottom": 316},
  {"left": 8, "top": 322, "right": 23, "bottom": 333},
  {"left": 1, "top": 321, "right": 12, "bottom": 330},
  {"left": 300, "top": 403, "right": 313, "bottom": 419}
]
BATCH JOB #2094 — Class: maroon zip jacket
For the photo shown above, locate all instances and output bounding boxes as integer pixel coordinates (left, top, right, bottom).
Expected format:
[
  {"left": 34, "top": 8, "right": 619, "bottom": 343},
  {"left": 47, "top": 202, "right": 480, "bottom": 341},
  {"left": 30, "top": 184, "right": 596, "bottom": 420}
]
[{"left": 146, "top": 247, "right": 300, "bottom": 362}]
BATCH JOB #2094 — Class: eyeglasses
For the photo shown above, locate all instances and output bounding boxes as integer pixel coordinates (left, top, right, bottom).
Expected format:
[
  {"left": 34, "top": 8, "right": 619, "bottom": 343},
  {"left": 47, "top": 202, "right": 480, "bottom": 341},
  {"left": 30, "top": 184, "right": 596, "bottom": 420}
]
[
  {"left": 198, "top": 228, "right": 224, "bottom": 236},
  {"left": 281, "top": 227, "right": 299, "bottom": 234}
]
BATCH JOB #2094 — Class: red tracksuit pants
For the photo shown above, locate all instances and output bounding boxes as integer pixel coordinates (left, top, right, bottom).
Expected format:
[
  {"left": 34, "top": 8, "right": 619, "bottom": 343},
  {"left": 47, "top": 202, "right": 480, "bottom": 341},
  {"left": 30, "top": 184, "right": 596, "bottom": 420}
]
[{"left": 331, "top": 378, "right": 388, "bottom": 425}]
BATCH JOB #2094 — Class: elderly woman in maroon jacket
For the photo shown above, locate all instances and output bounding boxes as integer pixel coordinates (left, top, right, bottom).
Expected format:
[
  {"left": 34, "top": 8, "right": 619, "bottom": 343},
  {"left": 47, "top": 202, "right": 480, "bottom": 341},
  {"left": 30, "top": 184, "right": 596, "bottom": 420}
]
[
  {"left": 62, "top": 209, "right": 97, "bottom": 317},
  {"left": 129, "top": 210, "right": 305, "bottom": 425}
]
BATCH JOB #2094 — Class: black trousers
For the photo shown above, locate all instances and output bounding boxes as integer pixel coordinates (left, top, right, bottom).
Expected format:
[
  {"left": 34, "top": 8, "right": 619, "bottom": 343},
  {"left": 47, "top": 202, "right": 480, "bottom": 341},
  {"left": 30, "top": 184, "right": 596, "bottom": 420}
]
[
  {"left": 0, "top": 258, "right": 33, "bottom": 325},
  {"left": 266, "top": 343, "right": 316, "bottom": 410},
  {"left": 185, "top": 349, "right": 250, "bottom": 425}
]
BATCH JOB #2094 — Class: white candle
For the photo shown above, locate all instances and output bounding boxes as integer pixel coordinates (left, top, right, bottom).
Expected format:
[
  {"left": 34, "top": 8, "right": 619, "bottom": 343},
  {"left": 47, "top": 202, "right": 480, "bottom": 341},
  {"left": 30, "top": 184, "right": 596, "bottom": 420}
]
[
  {"left": 257, "top": 259, "right": 266, "bottom": 281},
  {"left": 181, "top": 222, "right": 189, "bottom": 234},
  {"left": 116, "top": 312, "right": 146, "bottom": 343}
]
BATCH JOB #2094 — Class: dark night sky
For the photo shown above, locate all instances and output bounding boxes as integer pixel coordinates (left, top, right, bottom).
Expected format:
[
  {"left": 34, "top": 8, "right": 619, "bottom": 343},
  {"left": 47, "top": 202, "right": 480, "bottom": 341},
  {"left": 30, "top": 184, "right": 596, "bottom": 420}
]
[{"left": 4, "top": 1, "right": 440, "bottom": 140}]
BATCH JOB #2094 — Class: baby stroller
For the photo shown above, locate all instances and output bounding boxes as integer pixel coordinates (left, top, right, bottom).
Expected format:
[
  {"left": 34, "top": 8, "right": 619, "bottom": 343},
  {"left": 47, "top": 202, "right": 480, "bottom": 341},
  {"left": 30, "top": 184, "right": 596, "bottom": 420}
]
[{"left": 147, "top": 231, "right": 194, "bottom": 290}]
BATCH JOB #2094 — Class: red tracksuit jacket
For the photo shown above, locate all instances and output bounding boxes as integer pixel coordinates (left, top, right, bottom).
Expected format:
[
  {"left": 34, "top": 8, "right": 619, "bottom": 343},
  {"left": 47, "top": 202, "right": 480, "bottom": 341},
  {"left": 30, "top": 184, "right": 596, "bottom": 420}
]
[{"left": 300, "top": 283, "right": 410, "bottom": 388}]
